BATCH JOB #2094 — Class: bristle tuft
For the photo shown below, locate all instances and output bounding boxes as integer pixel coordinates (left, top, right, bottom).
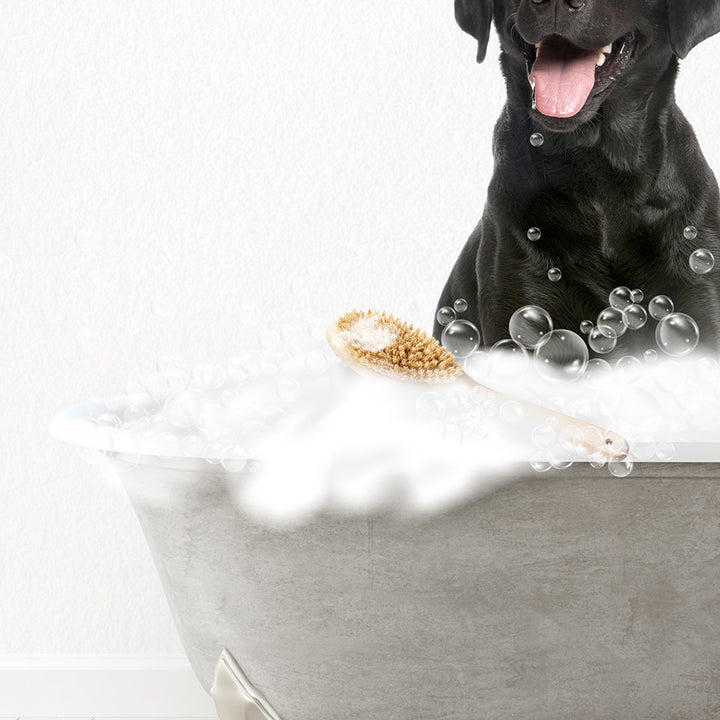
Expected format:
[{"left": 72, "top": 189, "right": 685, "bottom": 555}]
[{"left": 335, "top": 309, "right": 462, "bottom": 383}]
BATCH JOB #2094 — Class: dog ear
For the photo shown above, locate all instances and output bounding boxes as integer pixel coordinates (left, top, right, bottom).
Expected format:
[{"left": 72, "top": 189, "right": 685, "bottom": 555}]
[
  {"left": 455, "top": 0, "right": 494, "bottom": 63},
  {"left": 667, "top": 0, "right": 720, "bottom": 58}
]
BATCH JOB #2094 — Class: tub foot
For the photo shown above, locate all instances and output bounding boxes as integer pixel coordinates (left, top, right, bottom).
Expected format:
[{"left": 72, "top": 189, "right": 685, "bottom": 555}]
[{"left": 211, "top": 648, "right": 283, "bottom": 720}]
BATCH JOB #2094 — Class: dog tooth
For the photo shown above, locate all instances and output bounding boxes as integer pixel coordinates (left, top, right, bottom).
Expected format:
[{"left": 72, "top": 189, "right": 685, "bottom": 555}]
[
  {"left": 602, "top": 43, "right": 612, "bottom": 54},
  {"left": 596, "top": 52, "right": 606, "bottom": 67}
]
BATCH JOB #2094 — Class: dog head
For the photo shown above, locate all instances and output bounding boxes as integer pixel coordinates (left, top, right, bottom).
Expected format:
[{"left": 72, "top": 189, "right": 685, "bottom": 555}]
[{"left": 456, "top": 0, "right": 720, "bottom": 130}]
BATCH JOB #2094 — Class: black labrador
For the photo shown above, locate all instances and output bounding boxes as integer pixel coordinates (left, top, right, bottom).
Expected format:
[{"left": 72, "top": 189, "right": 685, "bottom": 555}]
[{"left": 434, "top": 0, "right": 720, "bottom": 357}]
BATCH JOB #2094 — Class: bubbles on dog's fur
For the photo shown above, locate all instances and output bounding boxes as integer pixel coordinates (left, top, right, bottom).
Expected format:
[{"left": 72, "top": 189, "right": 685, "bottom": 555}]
[
  {"left": 530, "top": 132, "right": 545, "bottom": 147},
  {"left": 683, "top": 225, "right": 698, "bottom": 241},
  {"left": 547, "top": 267, "right": 562, "bottom": 282},
  {"left": 441, "top": 319, "right": 480, "bottom": 359},
  {"left": 690, "top": 248, "right": 715, "bottom": 274},
  {"left": 509, "top": 305, "right": 553, "bottom": 349},
  {"left": 655, "top": 313, "right": 700, "bottom": 357},
  {"left": 649, "top": 294, "right": 674, "bottom": 320},
  {"left": 436, "top": 306, "right": 456, "bottom": 326},
  {"left": 527, "top": 226, "right": 542, "bottom": 242}
]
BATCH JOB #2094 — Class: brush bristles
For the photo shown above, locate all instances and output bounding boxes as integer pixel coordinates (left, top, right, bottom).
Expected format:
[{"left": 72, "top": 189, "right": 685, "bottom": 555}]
[{"left": 335, "top": 309, "right": 463, "bottom": 383}]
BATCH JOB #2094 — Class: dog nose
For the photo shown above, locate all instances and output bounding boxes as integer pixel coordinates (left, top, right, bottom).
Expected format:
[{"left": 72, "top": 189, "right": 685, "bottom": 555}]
[{"left": 531, "top": 0, "right": 586, "bottom": 10}]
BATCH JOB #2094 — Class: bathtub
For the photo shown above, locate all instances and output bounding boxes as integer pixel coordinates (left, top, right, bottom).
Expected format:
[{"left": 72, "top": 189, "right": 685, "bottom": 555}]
[{"left": 50, "top": 395, "right": 720, "bottom": 720}]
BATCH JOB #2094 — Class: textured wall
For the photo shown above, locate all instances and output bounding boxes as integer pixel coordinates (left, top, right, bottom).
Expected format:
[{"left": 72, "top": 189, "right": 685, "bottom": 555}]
[{"left": 0, "top": 0, "right": 718, "bottom": 654}]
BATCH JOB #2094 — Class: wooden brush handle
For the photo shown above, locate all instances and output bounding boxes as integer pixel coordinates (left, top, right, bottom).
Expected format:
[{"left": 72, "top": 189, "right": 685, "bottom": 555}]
[{"left": 456, "top": 372, "right": 628, "bottom": 462}]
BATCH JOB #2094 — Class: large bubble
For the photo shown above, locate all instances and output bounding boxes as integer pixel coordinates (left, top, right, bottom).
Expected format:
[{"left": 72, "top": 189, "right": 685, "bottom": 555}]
[
  {"left": 441, "top": 320, "right": 480, "bottom": 359},
  {"left": 534, "top": 329, "right": 589, "bottom": 383},
  {"left": 655, "top": 313, "right": 700, "bottom": 357},
  {"left": 508, "top": 305, "right": 553, "bottom": 349}
]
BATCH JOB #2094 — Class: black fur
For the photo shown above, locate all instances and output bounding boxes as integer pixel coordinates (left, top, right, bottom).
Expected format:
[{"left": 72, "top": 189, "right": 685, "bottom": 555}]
[{"left": 434, "top": 0, "right": 720, "bottom": 357}]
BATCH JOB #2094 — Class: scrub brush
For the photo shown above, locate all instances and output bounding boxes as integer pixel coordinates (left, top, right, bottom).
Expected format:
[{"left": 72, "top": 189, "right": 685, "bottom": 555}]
[{"left": 326, "top": 309, "right": 628, "bottom": 462}]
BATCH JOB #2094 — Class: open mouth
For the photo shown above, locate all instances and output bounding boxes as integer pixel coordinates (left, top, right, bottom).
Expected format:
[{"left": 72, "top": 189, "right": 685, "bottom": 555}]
[{"left": 515, "top": 30, "right": 636, "bottom": 118}]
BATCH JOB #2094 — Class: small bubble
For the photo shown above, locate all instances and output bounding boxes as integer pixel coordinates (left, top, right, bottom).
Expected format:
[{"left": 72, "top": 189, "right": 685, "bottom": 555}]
[
  {"left": 547, "top": 267, "right": 562, "bottom": 282},
  {"left": 690, "top": 248, "right": 715, "bottom": 274},
  {"left": 276, "top": 376, "right": 302, "bottom": 404},
  {"left": 655, "top": 312, "right": 700, "bottom": 357},
  {"left": 608, "top": 459, "right": 634, "bottom": 478},
  {"left": 509, "top": 305, "right": 553, "bottom": 349},
  {"left": 648, "top": 294, "right": 674, "bottom": 320},
  {"left": 221, "top": 447, "right": 249, "bottom": 472},
  {"left": 616, "top": 355, "right": 642, "bottom": 382},
  {"left": 436, "top": 306, "right": 456, "bottom": 326},
  {"left": 531, "top": 454, "right": 552, "bottom": 473},
  {"left": 163, "top": 389, "right": 206, "bottom": 428},
  {"left": 582, "top": 358, "right": 613, "bottom": 388},
  {"left": 123, "top": 403, "right": 149, "bottom": 426},
  {"left": 656, "top": 442, "right": 676, "bottom": 461},
  {"left": 622, "top": 303, "right": 648, "bottom": 330},
  {"left": 453, "top": 298, "right": 469, "bottom": 313},
  {"left": 441, "top": 319, "right": 480, "bottom": 359},
  {"left": 631, "top": 288, "right": 644, "bottom": 302},
  {"left": 500, "top": 400, "right": 524, "bottom": 424},
  {"left": 643, "top": 349, "right": 658, "bottom": 362},
  {"left": 534, "top": 329, "right": 589, "bottom": 383},
  {"left": 463, "top": 350, "right": 492, "bottom": 379},
  {"left": 532, "top": 423, "right": 557, "bottom": 448},
  {"left": 530, "top": 132, "right": 545, "bottom": 147},
  {"left": 609, "top": 286, "right": 633, "bottom": 310},
  {"left": 548, "top": 445, "right": 575, "bottom": 469},
  {"left": 597, "top": 307, "right": 627, "bottom": 338},
  {"left": 631, "top": 438, "right": 657, "bottom": 462},
  {"left": 580, "top": 320, "right": 593, "bottom": 335},
  {"left": 527, "top": 227, "right": 542, "bottom": 242},
  {"left": 588, "top": 326, "right": 617, "bottom": 354},
  {"left": 490, "top": 339, "right": 528, "bottom": 379},
  {"left": 683, "top": 225, "right": 698, "bottom": 241}
]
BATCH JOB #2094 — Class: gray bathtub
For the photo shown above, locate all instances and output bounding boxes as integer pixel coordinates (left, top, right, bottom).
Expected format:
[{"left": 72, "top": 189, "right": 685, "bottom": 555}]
[{"left": 117, "top": 454, "right": 720, "bottom": 720}]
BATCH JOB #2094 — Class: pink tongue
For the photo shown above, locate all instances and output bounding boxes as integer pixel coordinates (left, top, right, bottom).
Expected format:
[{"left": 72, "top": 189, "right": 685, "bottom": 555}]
[{"left": 529, "top": 36, "right": 598, "bottom": 118}]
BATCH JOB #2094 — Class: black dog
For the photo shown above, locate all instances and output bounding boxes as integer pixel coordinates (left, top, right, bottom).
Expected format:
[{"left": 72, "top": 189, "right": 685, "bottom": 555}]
[{"left": 434, "top": 0, "right": 720, "bottom": 357}]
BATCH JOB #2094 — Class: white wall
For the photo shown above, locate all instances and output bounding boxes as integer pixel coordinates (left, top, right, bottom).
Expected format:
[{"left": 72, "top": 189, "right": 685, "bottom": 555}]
[{"left": 0, "top": 0, "right": 718, "bottom": 660}]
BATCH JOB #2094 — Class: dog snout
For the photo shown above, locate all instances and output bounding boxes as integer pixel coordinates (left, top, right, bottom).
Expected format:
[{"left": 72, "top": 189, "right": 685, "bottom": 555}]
[{"left": 517, "top": 0, "right": 592, "bottom": 44}]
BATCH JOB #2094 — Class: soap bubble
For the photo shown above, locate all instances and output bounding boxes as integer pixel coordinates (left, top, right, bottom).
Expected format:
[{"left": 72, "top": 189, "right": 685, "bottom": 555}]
[
  {"left": 588, "top": 326, "right": 617, "bottom": 354},
  {"left": 163, "top": 389, "right": 206, "bottom": 428},
  {"left": 609, "top": 286, "right": 633, "bottom": 310},
  {"left": 643, "top": 349, "right": 657, "bottom": 362},
  {"left": 648, "top": 295, "right": 674, "bottom": 320},
  {"left": 490, "top": 339, "right": 528, "bottom": 378},
  {"left": 580, "top": 320, "right": 593, "bottom": 334},
  {"left": 655, "top": 312, "right": 700, "bottom": 357},
  {"left": 622, "top": 304, "right": 648, "bottom": 330},
  {"left": 509, "top": 305, "right": 553, "bottom": 349},
  {"left": 532, "top": 422, "right": 557, "bottom": 448},
  {"left": 530, "top": 132, "right": 545, "bottom": 147},
  {"left": 631, "top": 288, "right": 644, "bottom": 302},
  {"left": 534, "top": 330, "right": 589, "bottom": 383},
  {"left": 615, "top": 355, "right": 642, "bottom": 383},
  {"left": 463, "top": 350, "right": 491, "bottom": 379},
  {"left": 689, "top": 248, "right": 715, "bottom": 274},
  {"left": 453, "top": 298, "right": 468, "bottom": 313},
  {"left": 683, "top": 225, "right": 698, "bottom": 240},
  {"left": 527, "top": 227, "right": 542, "bottom": 241},
  {"left": 597, "top": 307, "right": 627, "bottom": 338},
  {"left": 582, "top": 358, "right": 613, "bottom": 388},
  {"left": 608, "top": 459, "right": 634, "bottom": 477},
  {"left": 221, "top": 447, "right": 249, "bottom": 472},
  {"left": 441, "top": 319, "right": 480, "bottom": 359},
  {"left": 547, "top": 267, "right": 562, "bottom": 282},
  {"left": 499, "top": 401, "right": 524, "bottom": 424},
  {"left": 436, "top": 306, "right": 456, "bottom": 326},
  {"left": 531, "top": 453, "right": 552, "bottom": 472},
  {"left": 656, "top": 442, "right": 675, "bottom": 461}
]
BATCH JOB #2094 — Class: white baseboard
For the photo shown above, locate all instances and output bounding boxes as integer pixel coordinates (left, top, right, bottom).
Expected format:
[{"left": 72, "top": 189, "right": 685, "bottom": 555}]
[{"left": 0, "top": 655, "right": 216, "bottom": 717}]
